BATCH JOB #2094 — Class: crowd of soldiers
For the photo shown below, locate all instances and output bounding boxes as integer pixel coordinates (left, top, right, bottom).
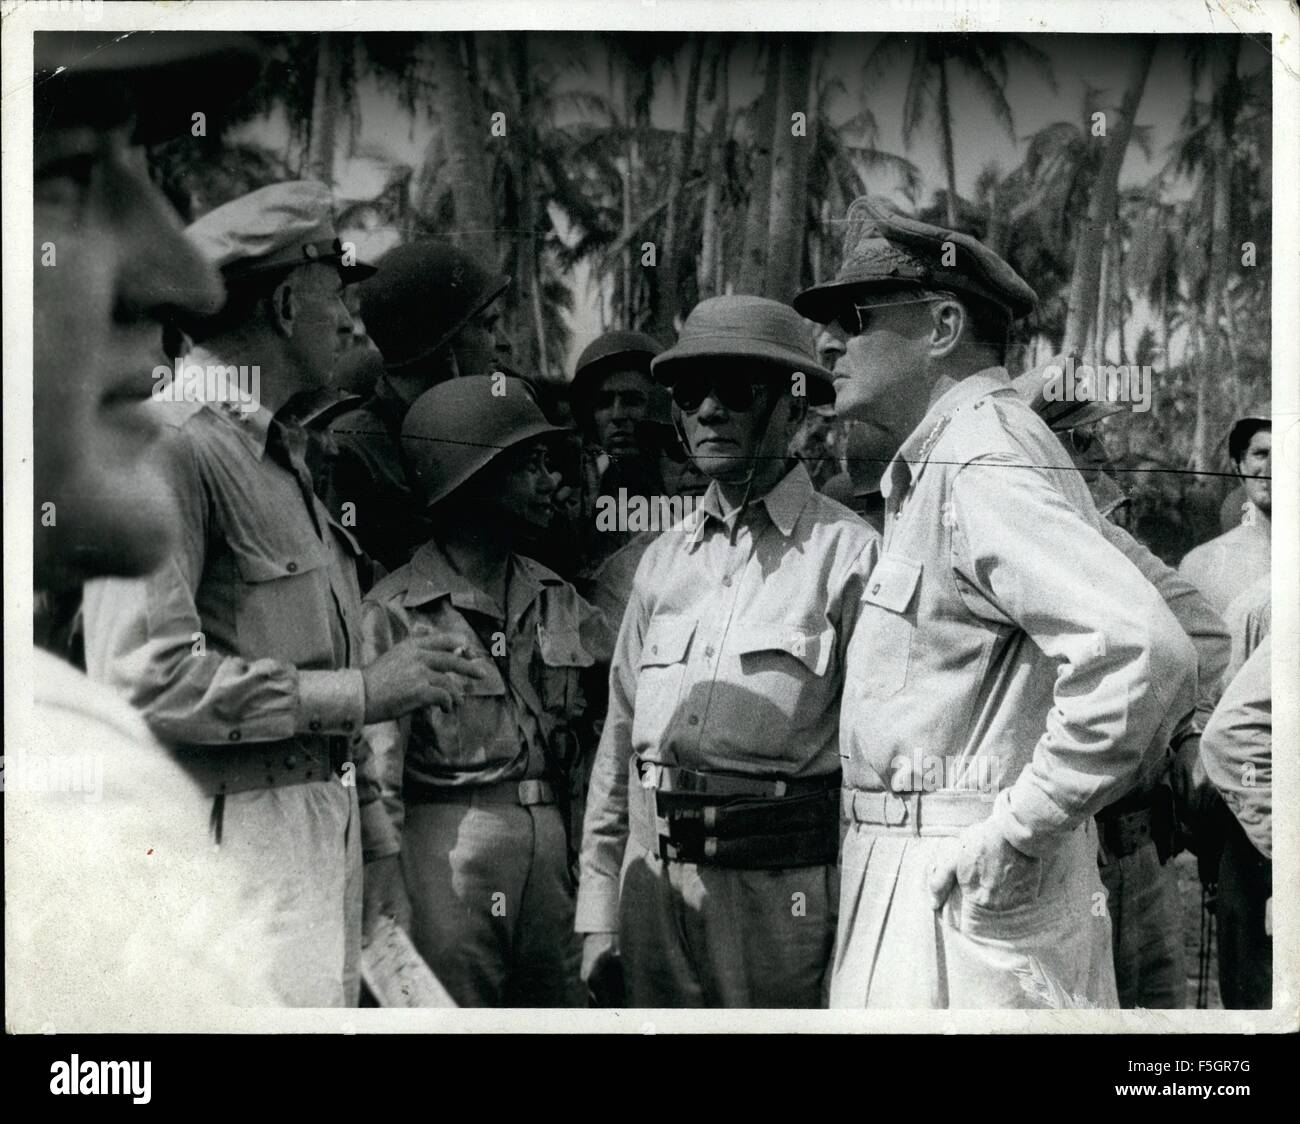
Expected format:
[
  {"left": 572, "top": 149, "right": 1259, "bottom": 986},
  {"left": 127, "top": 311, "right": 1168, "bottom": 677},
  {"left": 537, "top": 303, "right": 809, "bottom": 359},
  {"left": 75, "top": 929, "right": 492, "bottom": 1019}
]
[{"left": 19, "top": 31, "right": 1275, "bottom": 1023}]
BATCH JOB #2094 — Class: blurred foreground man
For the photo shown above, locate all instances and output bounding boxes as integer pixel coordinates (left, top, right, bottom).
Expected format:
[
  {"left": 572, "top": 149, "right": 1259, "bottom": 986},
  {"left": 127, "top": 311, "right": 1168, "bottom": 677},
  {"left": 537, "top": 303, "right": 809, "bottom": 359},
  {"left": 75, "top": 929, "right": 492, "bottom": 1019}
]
[
  {"left": 328, "top": 242, "right": 512, "bottom": 573},
  {"left": 577, "top": 296, "right": 879, "bottom": 1007},
  {"left": 82, "top": 182, "right": 478, "bottom": 1006},
  {"left": 362, "top": 377, "right": 607, "bottom": 1006},
  {"left": 1179, "top": 415, "right": 1271, "bottom": 615},
  {"left": 796, "top": 201, "right": 1197, "bottom": 1009},
  {"left": 13, "top": 31, "right": 269, "bottom": 1029}
]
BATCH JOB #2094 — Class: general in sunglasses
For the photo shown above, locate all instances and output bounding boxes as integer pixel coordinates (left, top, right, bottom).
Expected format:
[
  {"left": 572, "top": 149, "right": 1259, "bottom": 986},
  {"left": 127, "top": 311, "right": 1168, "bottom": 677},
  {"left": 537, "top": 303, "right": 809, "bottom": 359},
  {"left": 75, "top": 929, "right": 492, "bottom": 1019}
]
[{"left": 575, "top": 294, "right": 880, "bottom": 1008}]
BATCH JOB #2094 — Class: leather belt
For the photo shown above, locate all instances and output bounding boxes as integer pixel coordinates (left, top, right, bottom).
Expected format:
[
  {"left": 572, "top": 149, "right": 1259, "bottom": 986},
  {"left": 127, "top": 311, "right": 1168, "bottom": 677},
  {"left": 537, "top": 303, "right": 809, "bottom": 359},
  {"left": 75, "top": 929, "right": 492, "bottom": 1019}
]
[
  {"left": 405, "top": 778, "right": 558, "bottom": 807},
  {"left": 178, "top": 735, "right": 345, "bottom": 798},
  {"left": 630, "top": 758, "right": 840, "bottom": 869},
  {"left": 840, "top": 787, "right": 995, "bottom": 836},
  {"left": 634, "top": 757, "right": 840, "bottom": 799}
]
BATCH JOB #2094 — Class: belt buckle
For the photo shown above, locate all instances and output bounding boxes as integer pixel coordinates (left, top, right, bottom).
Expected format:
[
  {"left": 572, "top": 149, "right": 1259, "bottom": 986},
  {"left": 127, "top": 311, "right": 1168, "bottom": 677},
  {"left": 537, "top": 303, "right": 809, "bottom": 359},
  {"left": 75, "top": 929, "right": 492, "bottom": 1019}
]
[
  {"left": 639, "top": 761, "right": 660, "bottom": 790},
  {"left": 517, "top": 779, "right": 544, "bottom": 805},
  {"left": 883, "top": 792, "right": 910, "bottom": 828}
]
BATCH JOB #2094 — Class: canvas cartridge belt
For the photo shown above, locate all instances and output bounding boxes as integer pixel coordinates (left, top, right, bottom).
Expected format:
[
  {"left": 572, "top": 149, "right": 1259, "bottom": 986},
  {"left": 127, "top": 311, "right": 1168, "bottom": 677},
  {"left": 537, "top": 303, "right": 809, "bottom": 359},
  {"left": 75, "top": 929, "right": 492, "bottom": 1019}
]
[{"left": 630, "top": 757, "right": 840, "bottom": 869}]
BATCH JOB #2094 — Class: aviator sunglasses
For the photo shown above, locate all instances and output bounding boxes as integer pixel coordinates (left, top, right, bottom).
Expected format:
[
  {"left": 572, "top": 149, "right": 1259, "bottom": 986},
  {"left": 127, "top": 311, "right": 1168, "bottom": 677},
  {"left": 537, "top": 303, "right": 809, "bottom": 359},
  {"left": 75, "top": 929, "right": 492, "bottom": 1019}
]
[
  {"left": 833, "top": 290, "right": 956, "bottom": 337},
  {"left": 671, "top": 371, "right": 772, "bottom": 413}
]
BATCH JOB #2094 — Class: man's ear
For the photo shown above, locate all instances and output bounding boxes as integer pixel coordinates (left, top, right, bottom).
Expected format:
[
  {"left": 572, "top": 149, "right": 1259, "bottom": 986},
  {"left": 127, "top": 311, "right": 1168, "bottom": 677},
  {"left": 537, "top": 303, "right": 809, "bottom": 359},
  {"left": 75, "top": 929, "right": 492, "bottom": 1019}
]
[
  {"left": 268, "top": 276, "right": 296, "bottom": 338},
  {"left": 928, "top": 298, "right": 965, "bottom": 359}
]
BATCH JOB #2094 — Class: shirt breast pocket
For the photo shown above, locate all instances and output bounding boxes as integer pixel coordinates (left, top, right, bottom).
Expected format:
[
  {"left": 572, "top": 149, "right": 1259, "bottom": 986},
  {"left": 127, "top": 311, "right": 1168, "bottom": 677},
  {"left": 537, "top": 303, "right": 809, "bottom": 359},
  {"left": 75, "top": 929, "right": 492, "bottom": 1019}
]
[
  {"left": 732, "top": 624, "right": 836, "bottom": 752},
  {"left": 536, "top": 620, "right": 597, "bottom": 715},
  {"left": 229, "top": 542, "right": 333, "bottom": 666},
  {"left": 420, "top": 666, "right": 513, "bottom": 771},
  {"left": 631, "top": 616, "right": 697, "bottom": 748},
  {"left": 856, "top": 554, "right": 922, "bottom": 701}
]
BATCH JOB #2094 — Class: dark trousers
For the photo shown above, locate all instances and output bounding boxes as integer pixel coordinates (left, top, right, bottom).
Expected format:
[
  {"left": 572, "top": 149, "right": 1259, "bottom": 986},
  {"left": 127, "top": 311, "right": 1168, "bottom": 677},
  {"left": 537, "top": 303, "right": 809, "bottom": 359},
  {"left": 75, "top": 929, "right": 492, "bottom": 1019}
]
[{"left": 1216, "top": 817, "right": 1272, "bottom": 1009}]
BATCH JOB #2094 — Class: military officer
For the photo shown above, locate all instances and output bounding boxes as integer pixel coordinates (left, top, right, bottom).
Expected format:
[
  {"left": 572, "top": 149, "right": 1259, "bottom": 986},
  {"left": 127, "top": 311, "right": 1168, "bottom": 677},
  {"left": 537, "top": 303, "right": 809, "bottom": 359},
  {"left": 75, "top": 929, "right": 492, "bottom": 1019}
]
[
  {"left": 81, "top": 182, "right": 481, "bottom": 1007},
  {"left": 795, "top": 199, "right": 1197, "bottom": 1008},
  {"left": 576, "top": 295, "right": 879, "bottom": 1008},
  {"left": 361, "top": 376, "right": 610, "bottom": 1006},
  {"left": 328, "top": 241, "right": 513, "bottom": 573}
]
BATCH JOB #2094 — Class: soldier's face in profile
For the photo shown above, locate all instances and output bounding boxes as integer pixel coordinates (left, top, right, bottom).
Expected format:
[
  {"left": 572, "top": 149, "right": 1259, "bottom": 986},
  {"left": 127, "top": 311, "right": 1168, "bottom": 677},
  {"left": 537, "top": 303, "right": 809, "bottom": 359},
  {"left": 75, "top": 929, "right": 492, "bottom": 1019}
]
[
  {"left": 829, "top": 299, "right": 933, "bottom": 438},
  {"left": 591, "top": 369, "right": 652, "bottom": 456},
  {"left": 34, "top": 120, "right": 223, "bottom": 589},
  {"left": 483, "top": 440, "right": 560, "bottom": 532},
  {"left": 1237, "top": 428, "right": 1272, "bottom": 515},
  {"left": 452, "top": 304, "right": 512, "bottom": 378}
]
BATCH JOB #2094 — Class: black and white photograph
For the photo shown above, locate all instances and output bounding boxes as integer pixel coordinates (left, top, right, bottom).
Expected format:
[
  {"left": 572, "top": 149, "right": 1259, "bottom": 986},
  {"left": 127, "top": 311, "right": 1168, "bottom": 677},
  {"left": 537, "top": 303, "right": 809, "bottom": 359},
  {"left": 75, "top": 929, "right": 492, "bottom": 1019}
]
[{"left": 3, "top": 0, "right": 1297, "bottom": 1089}]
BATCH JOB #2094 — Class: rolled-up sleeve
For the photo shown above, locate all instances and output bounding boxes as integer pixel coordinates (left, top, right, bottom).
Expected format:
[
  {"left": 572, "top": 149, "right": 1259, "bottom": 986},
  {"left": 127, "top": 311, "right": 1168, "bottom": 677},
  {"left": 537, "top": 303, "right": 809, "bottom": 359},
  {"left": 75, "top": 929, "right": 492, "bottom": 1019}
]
[
  {"left": 82, "top": 430, "right": 366, "bottom": 745},
  {"left": 575, "top": 555, "right": 651, "bottom": 933},
  {"left": 952, "top": 458, "right": 1198, "bottom": 857}
]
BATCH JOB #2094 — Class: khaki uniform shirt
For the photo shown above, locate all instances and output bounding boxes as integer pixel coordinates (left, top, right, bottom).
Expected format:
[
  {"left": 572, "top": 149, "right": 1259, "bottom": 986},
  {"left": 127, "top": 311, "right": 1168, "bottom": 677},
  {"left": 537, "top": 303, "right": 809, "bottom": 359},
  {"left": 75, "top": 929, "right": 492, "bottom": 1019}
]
[
  {"left": 1201, "top": 634, "right": 1272, "bottom": 859},
  {"left": 1178, "top": 513, "right": 1270, "bottom": 617},
  {"left": 82, "top": 398, "right": 387, "bottom": 843},
  {"left": 576, "top": 463, "right": 879, "bottom": 931},
  {"left": 361, "top": 542, "right": 612, "bottom": 858},
  {"left": 840, "top": 370, "right": 1197, "bottom": 859}
]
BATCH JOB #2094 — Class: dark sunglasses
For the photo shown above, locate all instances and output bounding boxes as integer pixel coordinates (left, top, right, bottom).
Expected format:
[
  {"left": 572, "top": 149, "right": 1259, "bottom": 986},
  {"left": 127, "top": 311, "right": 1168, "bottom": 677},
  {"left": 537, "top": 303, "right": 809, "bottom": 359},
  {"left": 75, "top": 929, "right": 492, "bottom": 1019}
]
[
  {"left": 671, "top": 372, "right": 768, "bottom": 413},
  {"left": 1064, "top": 427, "right": 1098, "bottom": 456}
]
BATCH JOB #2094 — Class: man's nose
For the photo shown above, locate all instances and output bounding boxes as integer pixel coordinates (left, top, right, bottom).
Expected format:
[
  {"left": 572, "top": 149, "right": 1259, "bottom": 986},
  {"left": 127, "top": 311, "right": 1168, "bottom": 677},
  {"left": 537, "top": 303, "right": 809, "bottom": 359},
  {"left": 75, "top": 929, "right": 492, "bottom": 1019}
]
[
  {"left": 116, "top": 162, "right": 224, "bottom": 326},
  {"left": 540, "top": 467, "right": 560, "bottom": 495},
  {"left": 696, "top": 391, "right": 727, "bottom": 421},
  {"left": 336, "top": 296, "right": 356, "bottom": 335}
]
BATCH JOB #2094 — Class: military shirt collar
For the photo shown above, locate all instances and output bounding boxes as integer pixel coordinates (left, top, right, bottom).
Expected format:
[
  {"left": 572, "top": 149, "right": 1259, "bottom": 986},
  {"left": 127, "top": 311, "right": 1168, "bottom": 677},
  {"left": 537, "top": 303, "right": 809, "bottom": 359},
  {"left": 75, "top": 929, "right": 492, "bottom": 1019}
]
[
  {"left": 883, "top": 367, "right": 1011, "bottom": 498},
  {"left": 688, "top": 462, "right": 814, "bottom": 546},
  {"left": 403, "top": 540, "right": 561, "bottom": 627},
  {"left": 205, "top": 398, "right": 276, "bottom": 459}
]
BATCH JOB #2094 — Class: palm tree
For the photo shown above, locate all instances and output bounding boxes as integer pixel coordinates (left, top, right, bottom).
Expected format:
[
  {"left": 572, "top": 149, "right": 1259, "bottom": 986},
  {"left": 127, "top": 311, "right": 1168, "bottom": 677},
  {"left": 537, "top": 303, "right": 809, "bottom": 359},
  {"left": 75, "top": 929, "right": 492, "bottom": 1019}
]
[{"left": 863, "top": 33, "right": 1055, "bottom": 227}]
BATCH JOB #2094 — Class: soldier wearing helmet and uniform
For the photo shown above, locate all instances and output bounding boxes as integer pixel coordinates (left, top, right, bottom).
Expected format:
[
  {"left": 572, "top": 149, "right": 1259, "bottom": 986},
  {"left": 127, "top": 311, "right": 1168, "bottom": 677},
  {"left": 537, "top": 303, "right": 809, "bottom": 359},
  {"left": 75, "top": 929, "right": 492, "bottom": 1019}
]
[
  {"left": 327, "top": 242, "right": 513, "bottom": 574},
  {"left": 576, "top": 295, "right": 879, "bottom": 1008},
  {"left": 361, "top": 376, "right": 611, "bottom": 1007}
]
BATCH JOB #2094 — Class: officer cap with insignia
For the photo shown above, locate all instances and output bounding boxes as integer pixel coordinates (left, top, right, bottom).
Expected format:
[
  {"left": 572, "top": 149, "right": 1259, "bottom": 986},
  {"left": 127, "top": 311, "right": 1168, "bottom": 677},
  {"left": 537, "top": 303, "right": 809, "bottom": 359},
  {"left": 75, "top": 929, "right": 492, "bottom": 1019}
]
[
  {"left": 793, "top": 196, "right": 1037, "bottom": 326},
  {"left": 186, "top": 180, "right": 376, "bottom": 285}
]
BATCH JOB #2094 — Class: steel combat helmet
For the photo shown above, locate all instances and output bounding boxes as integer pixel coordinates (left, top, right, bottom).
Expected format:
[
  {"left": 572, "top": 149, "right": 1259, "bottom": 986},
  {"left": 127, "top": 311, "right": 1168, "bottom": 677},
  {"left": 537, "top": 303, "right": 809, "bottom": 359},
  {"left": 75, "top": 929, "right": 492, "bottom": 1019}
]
[{"left": 401, "top": 376, "right": 568, "bottom": 508}]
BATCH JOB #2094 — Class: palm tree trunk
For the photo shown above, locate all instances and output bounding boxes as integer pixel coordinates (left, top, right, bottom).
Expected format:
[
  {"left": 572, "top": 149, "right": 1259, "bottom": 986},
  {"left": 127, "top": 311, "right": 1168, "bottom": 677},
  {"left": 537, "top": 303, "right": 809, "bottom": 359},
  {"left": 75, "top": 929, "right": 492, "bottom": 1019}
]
[
  {"left": 764, "top": 37, "right": 815, "bottom": 300},
  {"left": 306, "top": 34, "right": 341, "bottom": 185},
  {"left": 415, "top": 33, "right": 498, "bottom": 269},
  {"left": 1061, "top": 40, "right": 1155, "bottom": 358},
  {"left": 699, "top": 40, "right": 731, "bottom": 299},
  {"left": 938, "top": 57, "right": 959, "bottom": 228},
  {"left": 651, "top": 35, "right": 706, "bottom": 341},
  {"left": 737, "top": 46, "right": 780, "bottom": 294},
  {"left": 1192, "top": 38, "right": 1240, "bottom": 472}
]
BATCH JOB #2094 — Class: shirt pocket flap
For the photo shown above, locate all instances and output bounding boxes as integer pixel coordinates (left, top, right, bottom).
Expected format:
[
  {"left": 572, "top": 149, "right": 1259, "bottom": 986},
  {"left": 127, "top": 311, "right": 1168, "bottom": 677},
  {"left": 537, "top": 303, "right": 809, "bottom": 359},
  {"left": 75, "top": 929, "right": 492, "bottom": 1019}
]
[
  {"left": 230, "top": 540, "right": 328, "bottom": 583},
  {"left": 639, "top": 616, "right": 696, "bottom": 668},
  {"left": 863, "top": 555, "right": 922, "bottom": 614},
  {"left": 737, "top": 625, "right": 835, "bottom": 677},
  {"left": 537, "top": 621, "right": 597, "bottom": 669}
]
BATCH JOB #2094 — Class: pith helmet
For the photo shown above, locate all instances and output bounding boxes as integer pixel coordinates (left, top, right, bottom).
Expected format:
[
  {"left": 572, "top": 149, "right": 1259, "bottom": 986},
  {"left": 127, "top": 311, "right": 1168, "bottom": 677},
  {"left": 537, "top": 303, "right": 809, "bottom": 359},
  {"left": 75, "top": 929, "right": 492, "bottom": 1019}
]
[
  {"left": 401, "top": 376, "right": 568, "bottom": 508},
  {"left": 650, "top": 295, "right": 835, "bottom": 406},
  {"left": 360, "top": 241, "right": 509, "bottom": 372}
]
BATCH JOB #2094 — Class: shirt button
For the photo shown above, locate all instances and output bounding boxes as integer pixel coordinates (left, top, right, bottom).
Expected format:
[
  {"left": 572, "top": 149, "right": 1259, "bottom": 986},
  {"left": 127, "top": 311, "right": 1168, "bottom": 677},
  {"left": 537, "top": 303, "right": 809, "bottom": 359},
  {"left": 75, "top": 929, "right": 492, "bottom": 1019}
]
[
  {"left": 704, "top": 646, "right": 715, "bottom": 659},
  {"left": 651, "top": 645, "right": 659, "bottom": 655},
  {"left": 342, "top": 719, "right": 355, "bottom": 731},
  {"left": 286, "top": 561, "right": 299, "bottom": 573},
  {"left": 688, "top": 715, "right": 700, "bottom": 726},
  {"left": 871, "top": 583, "right": 881, "bottom": 595},
  {"left": 284, "top": 755, "right": 297, "bottom": 769},
  {"left": 228, "top": 730, "right": 242, "bottom": 742},
  {"left": 309, "top": 719, "right": 322, "bottom": 732},
  {"left": 722, "top": 577, "right": 732, "bottom": 588}
]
